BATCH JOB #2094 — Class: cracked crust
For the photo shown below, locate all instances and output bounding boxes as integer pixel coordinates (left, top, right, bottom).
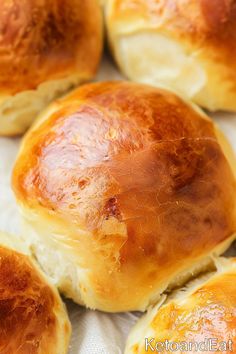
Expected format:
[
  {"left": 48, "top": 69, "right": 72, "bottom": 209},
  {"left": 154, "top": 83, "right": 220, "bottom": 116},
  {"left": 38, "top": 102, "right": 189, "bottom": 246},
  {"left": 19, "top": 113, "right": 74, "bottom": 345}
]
[{"left": 12, "top": 81, "right": 236, "bottom": 312}]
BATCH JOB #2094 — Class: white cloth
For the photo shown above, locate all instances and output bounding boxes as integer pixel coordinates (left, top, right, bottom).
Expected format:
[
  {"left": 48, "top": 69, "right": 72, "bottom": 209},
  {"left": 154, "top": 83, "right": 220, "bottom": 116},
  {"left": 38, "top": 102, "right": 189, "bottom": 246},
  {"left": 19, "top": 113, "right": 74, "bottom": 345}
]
[{"left": 0, "top": 57, "right": 236, "bottom": 354}]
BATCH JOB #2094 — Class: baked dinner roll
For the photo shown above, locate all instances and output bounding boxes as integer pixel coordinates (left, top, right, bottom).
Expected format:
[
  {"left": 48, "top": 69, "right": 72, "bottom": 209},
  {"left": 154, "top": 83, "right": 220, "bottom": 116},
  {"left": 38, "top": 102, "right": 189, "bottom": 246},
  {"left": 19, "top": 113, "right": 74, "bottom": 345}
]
[
  {"left": 0, "top": 0, "right": 103, "bottom": 136},
  {"left": 125, "top": 257, "right": 236, "bottom": 354},
  {"left": 12, "top": 81, "right": 236, "bottom": 312},
  {"left": 0, "top": 231, "right": 71, "bottom": 354},
  {"left": 105, "top": 0, "right": 236, "bottom": 112}
]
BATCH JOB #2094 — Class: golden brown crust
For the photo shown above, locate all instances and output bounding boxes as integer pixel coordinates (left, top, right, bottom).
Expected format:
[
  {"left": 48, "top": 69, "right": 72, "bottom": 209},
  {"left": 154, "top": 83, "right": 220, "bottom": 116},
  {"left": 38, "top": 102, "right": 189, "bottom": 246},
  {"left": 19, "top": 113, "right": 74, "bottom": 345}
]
[
  {"left": 0, "top": 245, "right": 70, "bottom": 354},
  {"left": 106, "top": 0, "right": 236, "bottom": 111},
  {"left": 0, "top": 0, "right": 103, "bottom": 94},
  {"left": 12, "top": 82, "right": 236, "bottom": 311},
  {"left": 126, "top": 258, "right": 236, "bottom": 353},
  {"left": 109, "top": 0, "right": 236, "bottom": 47},
  {"left": 153, "top": 272, "right": 236, "bottom": 344}
]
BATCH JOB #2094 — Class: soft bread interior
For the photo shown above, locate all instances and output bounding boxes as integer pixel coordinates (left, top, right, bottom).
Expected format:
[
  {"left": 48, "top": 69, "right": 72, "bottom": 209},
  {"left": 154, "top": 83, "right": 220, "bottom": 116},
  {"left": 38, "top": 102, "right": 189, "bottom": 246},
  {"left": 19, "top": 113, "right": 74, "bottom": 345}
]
[
  {"left": 115, "top": 32, "right": 206, "bottom": 101},
  {"left": 111, "top": 31, "right": 236, "bottom": 111},
  {"left": 20, "top": 216, "right": 88, "bottom": 307},
  {"left": 18, "top": 204, "right": 236, "bottom": 311},
  {"left": 0, "top": 73, "right": 85, "bottom": 136},
  {"left": 0, "top": 230, "right": 30, "bottom": 255},
  {"left": 214, "top": 126, "right": 236, "bottom": 178}
]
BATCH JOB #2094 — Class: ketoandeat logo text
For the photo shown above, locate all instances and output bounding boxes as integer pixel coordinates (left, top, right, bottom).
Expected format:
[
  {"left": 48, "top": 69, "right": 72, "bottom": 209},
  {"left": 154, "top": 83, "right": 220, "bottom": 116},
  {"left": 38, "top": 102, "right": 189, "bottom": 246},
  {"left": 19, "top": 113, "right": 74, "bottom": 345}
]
[{"left": 145, "top": 338, "right": 233, "bottom": 352}]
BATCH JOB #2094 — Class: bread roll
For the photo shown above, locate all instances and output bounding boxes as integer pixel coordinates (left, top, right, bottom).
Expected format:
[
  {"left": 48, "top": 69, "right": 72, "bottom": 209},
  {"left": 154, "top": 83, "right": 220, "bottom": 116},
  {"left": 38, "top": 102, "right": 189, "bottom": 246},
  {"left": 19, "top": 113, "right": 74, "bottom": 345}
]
[
  {"left": 12, "top": 81, "right": 236, "bottom": 312},
  {"left": 0, "top": 0, "right": 103, "bottom": 136},
  {"left": 125, "top": 257, "right": 236, "bottom": 353},
  {"left": 105, "top": 0, "right": 236, "bottom": 112},
  {"left": 0, "top": 231, "right": 71, "bottom": 354}
]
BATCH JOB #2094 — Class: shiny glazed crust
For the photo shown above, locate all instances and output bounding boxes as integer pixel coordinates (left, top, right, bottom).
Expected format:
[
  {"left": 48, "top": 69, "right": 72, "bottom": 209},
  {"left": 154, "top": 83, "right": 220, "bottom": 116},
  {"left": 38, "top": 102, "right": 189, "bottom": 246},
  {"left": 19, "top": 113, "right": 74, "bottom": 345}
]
[
  {"left": 12, "top": 81, "right": 236, "bottom": 312},
  {"left": 0, "top": 0, "right": 103, "bottom": 94},
  {"left": 0, "top": 0, "right": 103, "bottom": 136},
  {"left": 0, "top": 243, "right": 71, "bottom": 354},
  {"left": 125, "top": 257, "right": 236, "bottom": 353},
  {"left": 106, "top": 0, "right": 236, "bottom": 111}
]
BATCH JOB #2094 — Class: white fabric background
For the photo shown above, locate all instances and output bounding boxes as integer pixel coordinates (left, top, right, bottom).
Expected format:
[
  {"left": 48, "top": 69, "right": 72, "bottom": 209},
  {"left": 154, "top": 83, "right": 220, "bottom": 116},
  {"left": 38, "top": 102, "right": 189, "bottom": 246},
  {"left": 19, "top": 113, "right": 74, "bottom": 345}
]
[{"left": 0, "top": 57, "right": 236, "bottom": 354}]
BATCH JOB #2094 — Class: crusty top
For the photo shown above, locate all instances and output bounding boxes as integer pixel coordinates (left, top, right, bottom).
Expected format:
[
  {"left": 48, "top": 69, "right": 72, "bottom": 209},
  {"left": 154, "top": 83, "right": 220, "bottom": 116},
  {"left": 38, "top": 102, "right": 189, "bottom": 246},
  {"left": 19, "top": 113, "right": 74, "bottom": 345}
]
[
  {"left": 0, "top": 245, "right": 70, "bottom": 354},
  {"left": 0, "top": 0, "right": 102, "bottom": 94},
  {"left": 126, "top": 258, "right": 236, "bottom": 353},
  {"left": 108, "top": 0, "right": 236, "bottom": 45},
  {"left": 12, "top": 81, "right": 236, "bottom": 311}
]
